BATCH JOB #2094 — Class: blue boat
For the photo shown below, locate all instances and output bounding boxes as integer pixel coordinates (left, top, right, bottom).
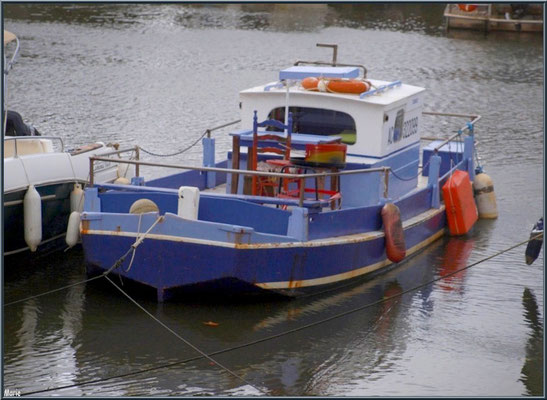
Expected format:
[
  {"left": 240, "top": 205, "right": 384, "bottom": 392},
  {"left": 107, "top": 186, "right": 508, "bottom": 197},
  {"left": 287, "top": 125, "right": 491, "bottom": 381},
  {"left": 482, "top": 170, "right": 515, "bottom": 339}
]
[{"left": 79, "top": 45, "right": 490, "bottom": 301}]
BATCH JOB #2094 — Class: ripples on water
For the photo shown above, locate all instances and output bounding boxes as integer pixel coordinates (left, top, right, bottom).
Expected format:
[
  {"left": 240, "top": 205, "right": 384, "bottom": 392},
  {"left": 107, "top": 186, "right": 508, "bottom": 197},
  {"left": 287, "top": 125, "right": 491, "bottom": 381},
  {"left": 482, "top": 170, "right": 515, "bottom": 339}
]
[{"left": 3, "top": 3, "right": 543, "bottom": 397}]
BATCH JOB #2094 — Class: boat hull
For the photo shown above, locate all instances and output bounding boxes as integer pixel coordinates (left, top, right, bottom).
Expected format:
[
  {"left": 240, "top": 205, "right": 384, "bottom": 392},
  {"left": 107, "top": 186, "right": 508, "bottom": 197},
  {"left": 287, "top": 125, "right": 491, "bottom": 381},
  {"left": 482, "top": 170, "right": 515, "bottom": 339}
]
[
  {"left": 82, "top": 207, "right": 446, "bottom": 301},
  {"left": 4, "top": 182, "right": 78, "bottom": 256},
  {"left": 444, "top": 4, "right": 543, "bottom": 33}
]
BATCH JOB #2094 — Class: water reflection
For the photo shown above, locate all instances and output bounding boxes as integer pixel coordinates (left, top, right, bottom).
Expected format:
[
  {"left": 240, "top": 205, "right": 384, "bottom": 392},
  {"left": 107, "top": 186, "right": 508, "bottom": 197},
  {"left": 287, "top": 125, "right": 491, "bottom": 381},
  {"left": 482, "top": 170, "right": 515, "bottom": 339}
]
[
  {"left": 2, "top": 2, "right": 543, "bottom": 396},
  {"left": 520, "top": 288, "right": 544, "bottom": 396},
  {"left": 437, "top": 237, "right": 474, "bottom": 293},
  {"left": 5, "top": 274, "right": 85, "bottom": 396}
]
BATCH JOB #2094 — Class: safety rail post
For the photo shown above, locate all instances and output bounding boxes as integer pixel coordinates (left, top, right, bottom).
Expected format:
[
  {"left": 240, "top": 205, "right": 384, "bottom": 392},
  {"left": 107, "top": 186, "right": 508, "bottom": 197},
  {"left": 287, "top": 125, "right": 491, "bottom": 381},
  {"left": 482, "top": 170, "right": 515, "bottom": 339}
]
[
  {"left": 135, "top": 146, "right": 140, "bottom": 178},
  {"left": 89, "top": 157, "right": 95, "bottom": 186},
  {"left": 202, "top": 134, "right": 216, "bottom": 189},
  {"left": 428, "top": 153, "right": 442, "bottom": 209},
  {"left": 298, "top": 176, "right": 305, "bottom": 207},
  {"left": 461, "top": 120, "right": 476, "bottom": 181}
]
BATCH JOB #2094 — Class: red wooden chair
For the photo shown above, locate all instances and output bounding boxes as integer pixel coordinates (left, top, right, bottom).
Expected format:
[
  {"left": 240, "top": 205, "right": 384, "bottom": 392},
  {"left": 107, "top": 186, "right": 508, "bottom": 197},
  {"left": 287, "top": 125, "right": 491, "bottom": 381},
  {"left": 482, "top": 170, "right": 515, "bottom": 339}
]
[{"left": 250, "top": 110, "right": 294, "bottom": 196}]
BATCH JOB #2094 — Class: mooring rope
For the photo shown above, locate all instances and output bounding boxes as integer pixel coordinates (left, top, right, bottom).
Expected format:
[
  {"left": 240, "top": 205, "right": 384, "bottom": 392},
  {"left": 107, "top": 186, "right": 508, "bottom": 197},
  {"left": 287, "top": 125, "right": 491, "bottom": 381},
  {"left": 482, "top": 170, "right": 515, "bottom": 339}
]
[
  {"left": 138, "top": 119, "right": 241, "bottom": 158},
  {"left": 389, "top": 157, "right": 432, "bottom": 182},
  {"left": 16, "top": 233, "right": 542, "bottom": 396},
  {"left": 124, "top": 215, "right": 163, "bottom": 273},
  {"left": 5, "top": 216, "right": 164, "bottom": 307},
  {"left": 103, "top": 274, "right": 266, "bottom": 395}
]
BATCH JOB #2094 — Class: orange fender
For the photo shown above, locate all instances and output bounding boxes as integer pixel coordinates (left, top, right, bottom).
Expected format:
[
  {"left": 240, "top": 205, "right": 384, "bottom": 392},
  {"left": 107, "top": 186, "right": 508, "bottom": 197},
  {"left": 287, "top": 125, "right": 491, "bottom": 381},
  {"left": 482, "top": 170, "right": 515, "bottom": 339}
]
[
  {"left": 442, "top": 170, "right": 478, "bottom": 236},
  {"left": 382, "top": 203, "right": 406, "bottom": 263}
]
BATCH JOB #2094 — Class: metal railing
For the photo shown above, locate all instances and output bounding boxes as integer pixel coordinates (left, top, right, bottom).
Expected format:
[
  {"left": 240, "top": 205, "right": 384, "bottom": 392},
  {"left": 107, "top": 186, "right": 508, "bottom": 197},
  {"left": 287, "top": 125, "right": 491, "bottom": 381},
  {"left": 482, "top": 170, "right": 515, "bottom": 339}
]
[
  {"left": 88, "top": 111, "right": 480, "bottom": 208},
  {"left": 422, "top": 111, "right": 481, "bottom": 153},
  {"left": 89, "top": 153, "right": 391, "bottom": 208},
  {"left": 4, "top": 136, "right": 64, "bottom": 157}
]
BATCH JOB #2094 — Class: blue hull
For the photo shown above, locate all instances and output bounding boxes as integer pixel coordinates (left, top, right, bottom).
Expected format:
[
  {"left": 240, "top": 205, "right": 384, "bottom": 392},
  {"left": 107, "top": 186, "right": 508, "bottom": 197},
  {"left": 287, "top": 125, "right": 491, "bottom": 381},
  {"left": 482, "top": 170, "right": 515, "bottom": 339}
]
[
  {"left": 82, "top": 205, "right": 446, "bottom": 301},
  {"left": 80, "top": 132, "right": 473, "bottom": 301}
]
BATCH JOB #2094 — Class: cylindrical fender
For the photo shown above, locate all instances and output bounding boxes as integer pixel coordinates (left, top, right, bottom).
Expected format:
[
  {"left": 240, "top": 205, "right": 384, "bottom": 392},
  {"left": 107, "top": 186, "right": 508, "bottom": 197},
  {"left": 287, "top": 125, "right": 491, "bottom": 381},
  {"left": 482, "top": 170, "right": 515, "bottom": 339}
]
[
  {"left": 65, "top": 211, "right": 81, "bottom": 248},
  {"left": 114, "top": 177, "right": 131, "bottom": 185},
  {"left": 382, "top": 203, "right": 406, "bottom": 263},
  {"left": 70, "top": 183, "right": 84, "bottom": 213},
  {"left": 24, "top": 184, "right": 42, "bottom": 252},
  {"left": 473, "top": 172, "right": 498, "bottom": 219}
]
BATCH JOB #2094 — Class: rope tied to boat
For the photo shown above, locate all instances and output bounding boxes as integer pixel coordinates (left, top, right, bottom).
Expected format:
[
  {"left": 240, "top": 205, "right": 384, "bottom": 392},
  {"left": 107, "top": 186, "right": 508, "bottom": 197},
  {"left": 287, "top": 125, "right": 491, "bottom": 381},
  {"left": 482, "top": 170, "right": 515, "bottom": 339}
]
[
  {"left": 124, "top": 215, "right": 164, "bottom": 273},
  {"left": 16, "top": 233, "right": 543, "bottom": 396},
  {"left": 138, "top": 119, "right": 241, "bottom": 158},
  {"left": 389, "top": 157, "right": 433, "bottom": 182}
]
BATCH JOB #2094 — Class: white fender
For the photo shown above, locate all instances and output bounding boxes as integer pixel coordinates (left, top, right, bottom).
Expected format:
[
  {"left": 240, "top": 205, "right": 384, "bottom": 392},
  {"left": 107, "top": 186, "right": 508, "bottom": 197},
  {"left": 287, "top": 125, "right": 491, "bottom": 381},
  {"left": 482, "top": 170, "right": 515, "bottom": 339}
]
[
  {"left": 65, "top": 211, "right": 81, "bottom": 248},
  {"left": 70, "top": 183, "right": 84, "bottom": 213},
  {"left": 473, "top": 173, "right": 498, "bottom": 219},
  {"left": 24, "top": 185, "right": 42, "bottom": 252},
  {"left": 114, "top": 177, "right": 130, "bottom": 185},
  {"left": 129, "top": 198, "right": 159, "bottom": 214},
  {"left": 177, "top": 186, "right": 200, "bottom": 220},
  {"left": 117, "top": 163, "right": 133, "bottom": 179}
]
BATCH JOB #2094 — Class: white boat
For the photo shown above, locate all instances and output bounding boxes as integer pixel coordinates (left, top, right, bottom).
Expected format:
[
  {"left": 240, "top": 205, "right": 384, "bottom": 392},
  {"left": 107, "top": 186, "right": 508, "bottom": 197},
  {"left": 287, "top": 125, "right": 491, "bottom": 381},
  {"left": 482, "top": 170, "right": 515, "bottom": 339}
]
[{"left": 3, "top": 31, "right": 136, "bottom": 257}]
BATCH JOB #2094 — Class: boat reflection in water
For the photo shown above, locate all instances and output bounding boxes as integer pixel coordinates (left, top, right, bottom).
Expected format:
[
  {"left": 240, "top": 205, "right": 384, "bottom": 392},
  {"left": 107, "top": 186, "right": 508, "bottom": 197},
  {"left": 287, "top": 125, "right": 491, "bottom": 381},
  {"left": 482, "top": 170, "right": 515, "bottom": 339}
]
[
  {"left": 5, "top": 274, "right": 86, "bottom": 396},
  {"left": 520, "top": 288, "right": 544, "bottom": 397},
  {"left": 437, "top": 236, "right": 475, "bottom": 293}
]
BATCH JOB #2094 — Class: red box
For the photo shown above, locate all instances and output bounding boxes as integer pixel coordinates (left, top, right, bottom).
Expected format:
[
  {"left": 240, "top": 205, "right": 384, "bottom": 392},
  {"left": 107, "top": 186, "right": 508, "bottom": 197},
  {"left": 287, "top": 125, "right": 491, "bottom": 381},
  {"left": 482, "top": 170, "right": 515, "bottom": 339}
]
[{"left": 442, "top": 170, "right": 478, "bottom": 235}]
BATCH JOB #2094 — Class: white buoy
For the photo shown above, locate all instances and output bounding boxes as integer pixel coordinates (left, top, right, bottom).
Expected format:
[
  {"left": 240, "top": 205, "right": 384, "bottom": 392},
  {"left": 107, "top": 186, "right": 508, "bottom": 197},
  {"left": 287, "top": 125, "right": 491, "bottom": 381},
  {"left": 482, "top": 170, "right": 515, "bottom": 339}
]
[
  {"left": 177, "top": 186, "right": 200, "bottom": 220},
  {"left": 70, "top": 183, "right": 84, "bottom": 213},
  {"left": 114, "top": 177, "right": 130, "bottom": 185},
  {"left": 65, "top": 211, "right": 81, "bottom": 248},
  {"left": 129, "top": 198, "right": 159, "bottom": 214},
  {"left": 473, "top": 172, "right": 498, "bottom": 219},
  {"left": 24, "top": 185, "right": 42, "bottom": 252},
  {"left": 117, "top": 163, "right": 132, "bottom": 179}
]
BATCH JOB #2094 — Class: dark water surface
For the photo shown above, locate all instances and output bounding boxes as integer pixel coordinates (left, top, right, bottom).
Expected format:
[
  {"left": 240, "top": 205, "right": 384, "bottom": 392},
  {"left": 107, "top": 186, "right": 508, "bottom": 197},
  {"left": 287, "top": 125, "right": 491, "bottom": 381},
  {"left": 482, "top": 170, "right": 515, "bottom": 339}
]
[{"left": 3, "top": 4, "right": 544, "bottom": 396}]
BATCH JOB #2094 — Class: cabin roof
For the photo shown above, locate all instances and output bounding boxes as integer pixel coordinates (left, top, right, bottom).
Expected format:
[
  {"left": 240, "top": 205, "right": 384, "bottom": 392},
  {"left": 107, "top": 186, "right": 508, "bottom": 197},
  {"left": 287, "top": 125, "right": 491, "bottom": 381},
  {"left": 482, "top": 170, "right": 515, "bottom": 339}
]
[
  {"left": 279, "top": 66, "right": 360, "bottom": 80},
  {"left": 240, "top": 78, "right": 425, "bottom": 107}
]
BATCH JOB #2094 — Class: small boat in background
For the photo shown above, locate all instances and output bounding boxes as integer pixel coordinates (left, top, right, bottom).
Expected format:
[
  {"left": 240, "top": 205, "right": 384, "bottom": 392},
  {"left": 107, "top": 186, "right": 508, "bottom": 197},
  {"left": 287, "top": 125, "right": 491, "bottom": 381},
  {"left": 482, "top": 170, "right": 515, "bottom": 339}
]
[
  {"left": 79, "top": 44, "right": 498, "bottom": 302},
  {"left": 3, "top": 31, "right": 137, "bottom": 257},
  {"left": 444, "top": 4, "right": 543, "bottom": 33},
  {"left": 525, "top": 218, "right": 543, "bottom": 265}
]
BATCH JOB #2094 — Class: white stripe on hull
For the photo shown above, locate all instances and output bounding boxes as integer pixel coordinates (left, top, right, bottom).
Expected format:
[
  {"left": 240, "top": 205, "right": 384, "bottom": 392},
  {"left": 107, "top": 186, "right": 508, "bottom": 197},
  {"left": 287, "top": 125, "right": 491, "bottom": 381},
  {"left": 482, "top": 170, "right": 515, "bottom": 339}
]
[{"left": 255, "top": 228, "right": 446, "bottom": 290}]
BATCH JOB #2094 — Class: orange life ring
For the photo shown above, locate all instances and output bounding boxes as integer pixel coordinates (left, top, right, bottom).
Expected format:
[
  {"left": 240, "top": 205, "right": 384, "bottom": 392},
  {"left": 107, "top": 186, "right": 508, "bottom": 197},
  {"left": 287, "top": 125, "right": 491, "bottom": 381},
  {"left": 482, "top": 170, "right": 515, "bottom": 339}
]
[
  {"left": 458, "top": 4, "right": 477, "bottom": 12},
  {"left": 301, "top": 77, "right": 370, "bottom": 95}
]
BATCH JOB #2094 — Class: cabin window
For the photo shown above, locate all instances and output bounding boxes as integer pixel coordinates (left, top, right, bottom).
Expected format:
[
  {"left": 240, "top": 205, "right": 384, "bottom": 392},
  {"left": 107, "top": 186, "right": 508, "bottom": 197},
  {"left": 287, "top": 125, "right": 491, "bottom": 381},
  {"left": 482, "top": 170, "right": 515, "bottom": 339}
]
[{"left": 267, "top": 107, "right": 357, "bottom": 145}]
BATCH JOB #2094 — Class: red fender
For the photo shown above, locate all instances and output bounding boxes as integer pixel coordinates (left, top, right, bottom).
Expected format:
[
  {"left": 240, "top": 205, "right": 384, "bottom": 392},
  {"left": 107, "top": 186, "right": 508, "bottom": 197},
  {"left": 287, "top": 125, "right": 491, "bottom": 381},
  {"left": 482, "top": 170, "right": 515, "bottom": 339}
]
[{"left": 382, "top": 203, "right": 406, "bottom": 263}]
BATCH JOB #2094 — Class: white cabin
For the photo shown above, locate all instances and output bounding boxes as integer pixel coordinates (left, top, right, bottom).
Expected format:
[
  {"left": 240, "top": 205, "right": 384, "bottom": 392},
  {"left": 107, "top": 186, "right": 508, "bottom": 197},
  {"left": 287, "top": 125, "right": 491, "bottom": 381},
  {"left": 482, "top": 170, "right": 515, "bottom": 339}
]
[{"left": 239, "top": 66, "right": 426, "bottom": 160}]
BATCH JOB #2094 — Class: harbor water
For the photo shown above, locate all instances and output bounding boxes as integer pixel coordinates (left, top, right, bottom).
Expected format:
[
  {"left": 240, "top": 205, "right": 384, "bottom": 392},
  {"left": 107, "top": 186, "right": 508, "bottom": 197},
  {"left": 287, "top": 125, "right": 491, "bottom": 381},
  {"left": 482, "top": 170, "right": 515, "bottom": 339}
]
[{"left": 3, "top": 4, "right": 544, "bottom": 396}]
